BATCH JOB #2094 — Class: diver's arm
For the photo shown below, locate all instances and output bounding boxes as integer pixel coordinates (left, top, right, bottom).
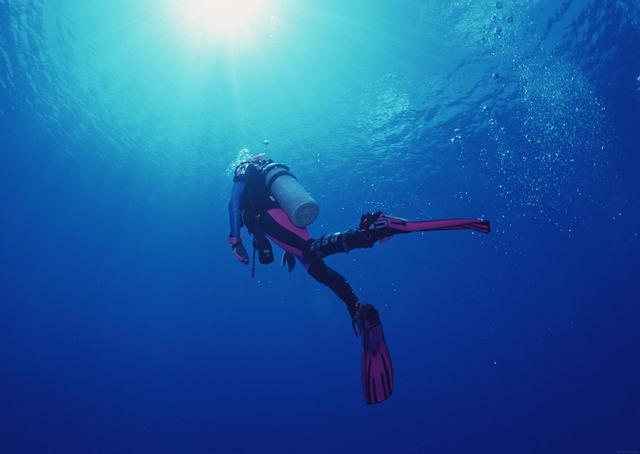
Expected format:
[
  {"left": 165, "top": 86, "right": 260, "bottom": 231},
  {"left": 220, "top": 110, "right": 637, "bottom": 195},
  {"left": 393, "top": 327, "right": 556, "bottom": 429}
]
[
  {"left": 228, "top": 180, "right": 245, "bottom": 242},
  {"left": 228, "top": 180, "right": 249, "bottom": 264}
]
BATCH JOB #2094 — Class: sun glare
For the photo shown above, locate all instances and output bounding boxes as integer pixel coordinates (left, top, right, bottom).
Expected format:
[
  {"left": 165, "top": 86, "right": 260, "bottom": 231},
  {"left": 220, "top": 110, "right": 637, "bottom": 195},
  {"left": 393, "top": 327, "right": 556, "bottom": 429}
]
[{"left": 171, "top": 0, "right": 270, "bottom": 46}]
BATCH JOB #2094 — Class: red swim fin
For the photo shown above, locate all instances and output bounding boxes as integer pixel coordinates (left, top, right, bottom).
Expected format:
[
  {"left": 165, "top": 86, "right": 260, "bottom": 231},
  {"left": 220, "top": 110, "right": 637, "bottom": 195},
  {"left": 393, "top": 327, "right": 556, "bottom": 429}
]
[
  {"left": 357, "top": 304, "right": 394, "bottom": 404},
  {"left": 362, "top": 339, "right": 393, "bottom": 404},
  {"left": 359, "top": 212, "right": 491, "bottom": 238},
  {"left": 382, "top": 215, "right": 491, "bottom": 234}
]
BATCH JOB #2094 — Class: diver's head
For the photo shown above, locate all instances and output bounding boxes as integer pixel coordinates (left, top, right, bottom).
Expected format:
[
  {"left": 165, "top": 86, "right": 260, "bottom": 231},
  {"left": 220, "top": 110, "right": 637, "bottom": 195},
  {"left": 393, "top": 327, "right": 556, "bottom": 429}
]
[
  {"left": 237, "top": 148, "right": 266, "bottom": 164},
  {"left": 233, "top": 151, "right": 268, "bottom": 180},
  {"left": 249, "top": 153, "right": 266, "bottom": 164}
]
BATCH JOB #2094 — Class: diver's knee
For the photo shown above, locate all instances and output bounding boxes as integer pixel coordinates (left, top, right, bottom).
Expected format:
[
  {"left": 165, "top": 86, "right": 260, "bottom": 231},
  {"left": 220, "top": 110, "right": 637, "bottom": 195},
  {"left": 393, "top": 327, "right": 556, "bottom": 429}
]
[
  {"left": 307, "top": 261, "right": 331, "bottom": 284},
  {"left": 308, "top": 232, "right": 353, "bottom": 259}
]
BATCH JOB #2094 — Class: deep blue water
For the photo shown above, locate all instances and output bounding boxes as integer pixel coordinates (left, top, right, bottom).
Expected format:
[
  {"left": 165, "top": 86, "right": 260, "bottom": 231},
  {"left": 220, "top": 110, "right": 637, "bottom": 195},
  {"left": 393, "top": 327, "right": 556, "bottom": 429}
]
[{"left": 1, "top": 0, "right": 639, "bottom": 453}]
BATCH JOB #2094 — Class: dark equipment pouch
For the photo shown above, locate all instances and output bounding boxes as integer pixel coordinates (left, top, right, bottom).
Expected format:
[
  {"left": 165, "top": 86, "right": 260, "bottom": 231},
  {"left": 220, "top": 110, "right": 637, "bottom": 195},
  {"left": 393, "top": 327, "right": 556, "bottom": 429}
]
[{"left": 253, "top": 231, "right": 274, "bottom": 265}]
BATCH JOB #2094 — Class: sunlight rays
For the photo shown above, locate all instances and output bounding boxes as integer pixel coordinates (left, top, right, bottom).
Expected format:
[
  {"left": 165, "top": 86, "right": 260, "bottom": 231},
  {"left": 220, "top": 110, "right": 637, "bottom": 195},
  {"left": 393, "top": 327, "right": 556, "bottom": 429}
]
[{"left": 168, "top": 0, "right": 272, "bottom": 48}]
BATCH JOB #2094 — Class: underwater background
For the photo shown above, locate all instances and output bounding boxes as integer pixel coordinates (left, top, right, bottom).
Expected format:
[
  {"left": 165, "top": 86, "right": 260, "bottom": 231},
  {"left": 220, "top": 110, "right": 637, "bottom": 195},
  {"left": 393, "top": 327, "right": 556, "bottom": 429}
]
[{"left": 1, "top": 0, "right": 639, "bottom": 452}]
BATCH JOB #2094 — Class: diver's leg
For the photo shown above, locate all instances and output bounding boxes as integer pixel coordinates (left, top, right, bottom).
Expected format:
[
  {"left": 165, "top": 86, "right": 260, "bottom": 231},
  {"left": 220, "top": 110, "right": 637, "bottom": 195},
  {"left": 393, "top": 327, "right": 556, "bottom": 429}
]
[
  {"left": 308, "top": 229, "right": 375, "bottom": 259},
  {"left": 259, "top": 208, "right": 360, "bottom": 318},
  {"left": 307, "top": 213, "right": 401, "bottom": 259},
  {"left": 259, "top": 208, "right": 313, "bottom": 257},
  {"left": 307, "top": 260, "right": 360, "bottom": 319},
  {"left": 261, "top": 209, "right": 394, "bottom": 404},
  {"left": 309, "top": 211, "right": 491, "bottom": 259}
]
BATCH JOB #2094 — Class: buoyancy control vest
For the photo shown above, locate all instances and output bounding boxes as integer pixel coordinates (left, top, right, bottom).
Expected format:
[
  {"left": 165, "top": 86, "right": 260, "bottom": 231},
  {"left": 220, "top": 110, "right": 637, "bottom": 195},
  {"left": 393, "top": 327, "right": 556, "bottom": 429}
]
[{"left": 234, "top": 159, "right": 279, "bottom": 226}]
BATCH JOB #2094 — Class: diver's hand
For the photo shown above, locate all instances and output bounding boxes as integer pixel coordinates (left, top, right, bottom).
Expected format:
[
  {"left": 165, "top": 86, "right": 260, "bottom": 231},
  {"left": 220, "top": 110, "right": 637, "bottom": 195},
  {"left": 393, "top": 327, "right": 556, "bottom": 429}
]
[{"left": 231, "top": 242, "right": 250, "bottom": 265}]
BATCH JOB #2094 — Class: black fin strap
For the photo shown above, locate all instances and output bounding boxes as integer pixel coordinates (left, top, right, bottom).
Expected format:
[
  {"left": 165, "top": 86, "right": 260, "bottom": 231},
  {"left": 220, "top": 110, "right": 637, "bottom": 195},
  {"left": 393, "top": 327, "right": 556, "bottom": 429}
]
[
  {"left": 351, "top": 303, "right": 365, "bottom": 337},
  {"left": 341, "top": 232, "right": 350, "bottom": 253},
  {"left": 352, "top": 318, "right": 361, "bottom": 337},
  {"left": 251, "top": 242, "right": 257, "bottom": 278}
]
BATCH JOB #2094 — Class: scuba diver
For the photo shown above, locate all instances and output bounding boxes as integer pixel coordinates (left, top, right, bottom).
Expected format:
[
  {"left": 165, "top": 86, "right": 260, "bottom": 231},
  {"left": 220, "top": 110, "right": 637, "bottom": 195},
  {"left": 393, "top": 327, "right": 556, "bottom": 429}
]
[{"left": 228, "top": 152, "right": 491, "bottom": 404}]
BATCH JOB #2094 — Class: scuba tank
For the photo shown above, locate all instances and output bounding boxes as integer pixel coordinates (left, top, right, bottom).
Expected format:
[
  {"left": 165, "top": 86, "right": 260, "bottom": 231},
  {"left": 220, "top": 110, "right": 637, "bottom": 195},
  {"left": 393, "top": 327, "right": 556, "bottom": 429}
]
[
  {"left": 263, "top": 162, "right": 320, "bottom": 228},
  {"left": 234, "top": 153, "right": 319, "bottom": 228}
]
